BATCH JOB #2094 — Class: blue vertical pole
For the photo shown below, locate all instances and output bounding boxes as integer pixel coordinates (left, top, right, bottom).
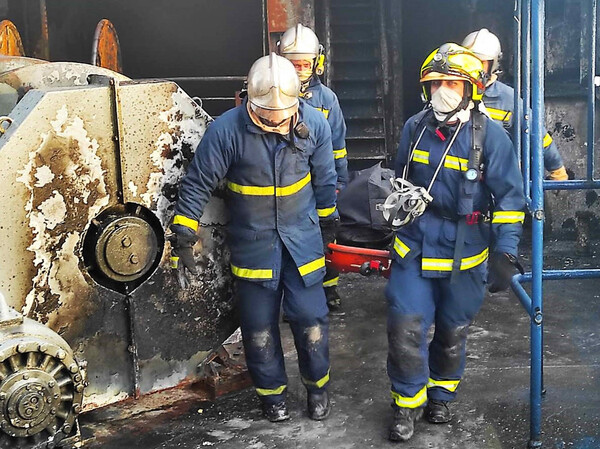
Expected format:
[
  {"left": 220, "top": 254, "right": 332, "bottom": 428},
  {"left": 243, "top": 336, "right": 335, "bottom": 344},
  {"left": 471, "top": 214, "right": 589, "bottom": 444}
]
[
  {"left": 522, "top": 0, "right": 532, "bottom": 199},
  {"left": 514, "top": 0, "right": 523, "bottom": 164},
  {"left": 529, "top": 0, "right": 544, "bottom": 447},
  {"left": 588, "top": 0, "right": 597, "bottom": 181}
]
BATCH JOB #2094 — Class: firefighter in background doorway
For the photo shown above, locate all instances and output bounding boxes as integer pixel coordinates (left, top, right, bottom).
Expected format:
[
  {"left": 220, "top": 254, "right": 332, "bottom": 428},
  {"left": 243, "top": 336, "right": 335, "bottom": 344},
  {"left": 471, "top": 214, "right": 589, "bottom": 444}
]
[
  {"left": 170, "top": 54, "right": 338, "bottom": 423},
  {"left": 384, "top": 44, "right": 525, "bottom": 442},
  {"left": 462, "top": 28, "right": 569, "bottom": 181},
  {"left": 279, "top": 24, "right": 349, "bottom": 314}
]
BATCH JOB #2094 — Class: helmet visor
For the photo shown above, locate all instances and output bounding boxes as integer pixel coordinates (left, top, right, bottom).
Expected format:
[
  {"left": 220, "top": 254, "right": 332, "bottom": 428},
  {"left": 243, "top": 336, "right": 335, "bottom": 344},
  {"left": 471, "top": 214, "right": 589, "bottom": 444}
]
[{"left": 250, "top": 102, "right": 298, "bottom": 123}]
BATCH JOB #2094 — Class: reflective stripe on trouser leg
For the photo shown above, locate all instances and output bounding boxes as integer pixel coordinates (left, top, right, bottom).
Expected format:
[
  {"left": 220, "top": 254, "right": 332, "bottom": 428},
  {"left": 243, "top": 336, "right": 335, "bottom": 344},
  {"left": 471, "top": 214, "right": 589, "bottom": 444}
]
[
  {"left": 428, "top": 267, "right": 486, "bottom": 402},
  {"left": 280, "top": 248, "right": 330, "bottom": 392},
  {"left": 385, "top": 259, "right": 435, "bottom": 404},
  {"left": 236, "top": 278, "right": 287, "bottom": 405},
  {"left": 323, "top": 265, "right": 339, "bottom": 288}
]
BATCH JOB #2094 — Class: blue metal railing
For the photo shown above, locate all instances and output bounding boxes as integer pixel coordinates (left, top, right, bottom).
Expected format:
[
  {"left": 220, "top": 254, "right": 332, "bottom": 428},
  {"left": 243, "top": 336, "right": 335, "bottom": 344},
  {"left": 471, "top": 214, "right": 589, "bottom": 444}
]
[{"left": 511, "top": 0, "right": 600, "bottom": 447}]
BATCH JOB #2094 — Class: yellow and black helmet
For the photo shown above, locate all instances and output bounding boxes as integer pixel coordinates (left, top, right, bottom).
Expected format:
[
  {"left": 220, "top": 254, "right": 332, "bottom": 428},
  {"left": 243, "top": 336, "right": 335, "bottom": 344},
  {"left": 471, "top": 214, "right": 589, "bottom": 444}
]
[{"left": 419, "top": 43, "right": 487, "bottom": 102}]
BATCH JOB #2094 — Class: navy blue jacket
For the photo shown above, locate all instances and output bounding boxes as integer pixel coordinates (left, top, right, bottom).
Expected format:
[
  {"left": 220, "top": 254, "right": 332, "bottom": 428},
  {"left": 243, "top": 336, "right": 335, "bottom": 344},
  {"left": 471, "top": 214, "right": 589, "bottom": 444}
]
[
  {"left": 301, "top": 76, "right": 349, "bottom": 189},
  {"left": 484, "top": 80, "right": 564, "bottom": 171},
  {"left": 173, "top": 100, "right": 338, "bottom": 288},
  {"left": 392, "top": 109, "right": 526, "bottom": 278}
]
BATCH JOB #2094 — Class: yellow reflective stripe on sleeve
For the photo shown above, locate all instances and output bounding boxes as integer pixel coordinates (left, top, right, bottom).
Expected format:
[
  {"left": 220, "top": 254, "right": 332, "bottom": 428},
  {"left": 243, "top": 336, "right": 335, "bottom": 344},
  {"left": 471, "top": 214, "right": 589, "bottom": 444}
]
[
  {"left": 173, "top": 214, "right": 199, "bottom": 231},
  {"left": 170, "top": 257, "right": 179, "bottom": 269},
  {"left": 391, "top": 386, "right": 427, "bottom": 408},
  {"left": 317, "top": 206, "right": 337, "bottom": 218},
  {"left": 487, "top": 107, "right": 513, "bottom": 122},
  {"left": 333, "top": 148, "right": 347, "bottom": 159},
  {"left": 427, "top": 378, "right": 460, "bottom": 392},
  {"left": 316, "top": 107, "right": 330, "bottom": 119},
  {"left": 492, "top": 211, "right": 525, "bottom": 224},
  {"left": 323, "top": 276, "right": 339, "bottom": 287},
  {"left": 543, "top": 133, "right": 553, "bottom": 148},
  {"left": 412, "top": 149, "right": 429, "bottom": 165},
  {"left": 422, "top": 248, "right": 489, "bottom": 272},
  {"left": 393, "top": 236, "right": 410, "bottom": 258},
  {"left": 303, "top": 369, "right": 330, "bottom": 388},
  {"left": 444, "top": 155, "right": 468, "bottom": 172},
  {"left": 227, "top": 173, "right": 311, "bottom": 196},
  {"left": 298, "top": 257, "right": 326, "bottom": 277},
  {"left": 230, "top": 264, "right": 273, "bottom": 280},
  {"left": 256, "top": 385, "right": 287, "bottom": 396}
]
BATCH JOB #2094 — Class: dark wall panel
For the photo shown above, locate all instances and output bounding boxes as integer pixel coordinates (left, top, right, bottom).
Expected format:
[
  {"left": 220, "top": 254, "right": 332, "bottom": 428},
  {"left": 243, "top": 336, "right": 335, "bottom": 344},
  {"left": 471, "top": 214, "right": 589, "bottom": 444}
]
[{"left": 45, "top": 0, "right": 263, "bottom": 79}]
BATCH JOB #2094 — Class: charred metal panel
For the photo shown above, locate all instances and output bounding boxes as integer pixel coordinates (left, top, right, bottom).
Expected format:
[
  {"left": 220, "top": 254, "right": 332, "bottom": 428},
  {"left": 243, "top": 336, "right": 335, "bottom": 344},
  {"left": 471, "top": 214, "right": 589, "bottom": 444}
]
[
  {"left": 0, "top": 65, "right": 235, "bottom": 411},
  {"left": 545, "top": 99, "right": 600, "bottom": 239}
]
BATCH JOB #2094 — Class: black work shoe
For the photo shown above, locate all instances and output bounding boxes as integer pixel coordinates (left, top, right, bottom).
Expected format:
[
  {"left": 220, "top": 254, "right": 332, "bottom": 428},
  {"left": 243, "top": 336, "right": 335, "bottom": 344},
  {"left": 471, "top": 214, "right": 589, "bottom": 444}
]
[
  {"left": 307, "top": 391, "right": 331, "bottom": 420},
  {"left": 262, "top": 401, "right": 290, "bottom": 422},
  {"left": 389, "top": 406, "right": 423, "bottom": 442},
  {"left": 425, "top": 399, "right": 451, "bottom": 423},
  {"left": 325, "top": 286, "right": 345, "bottom": 316}
]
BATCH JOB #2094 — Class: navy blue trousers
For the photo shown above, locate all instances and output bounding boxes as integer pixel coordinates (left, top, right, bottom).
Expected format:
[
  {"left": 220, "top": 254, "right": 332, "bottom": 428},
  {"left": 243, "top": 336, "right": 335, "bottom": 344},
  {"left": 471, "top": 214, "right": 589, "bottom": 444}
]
[
  {"left": 385, "top": 257, "right": 486, "bottom": 407},
  {"left": 237, "top": 248, "right": 330, "bottom": 405}
]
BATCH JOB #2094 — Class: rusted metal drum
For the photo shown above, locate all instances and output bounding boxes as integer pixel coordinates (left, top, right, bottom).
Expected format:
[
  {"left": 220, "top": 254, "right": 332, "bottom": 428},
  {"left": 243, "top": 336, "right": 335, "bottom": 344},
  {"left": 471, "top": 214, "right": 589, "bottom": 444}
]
[
  {"left": 0, "top": 20, "right": 25, "bottom": 57},
  {"left": 91, "top": 19, "right": 123, "bottom": 73}
]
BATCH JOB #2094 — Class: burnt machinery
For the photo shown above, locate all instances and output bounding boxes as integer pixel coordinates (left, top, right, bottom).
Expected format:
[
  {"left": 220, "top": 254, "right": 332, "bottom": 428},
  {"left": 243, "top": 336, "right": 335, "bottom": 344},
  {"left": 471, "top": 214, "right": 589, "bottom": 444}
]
[{"left": 0, "top": 57, "right": 236, "bottom": 446}]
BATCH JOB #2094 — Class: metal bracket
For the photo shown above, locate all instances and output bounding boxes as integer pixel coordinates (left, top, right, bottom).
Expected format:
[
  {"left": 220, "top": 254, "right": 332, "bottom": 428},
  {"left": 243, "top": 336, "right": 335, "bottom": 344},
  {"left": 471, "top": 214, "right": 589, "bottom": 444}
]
[
  {"left": 533, "top": 307, "right": 543, "bottom": 325},
  {"left": 533, "top": 210, "right": 545, "bottom": 221}
]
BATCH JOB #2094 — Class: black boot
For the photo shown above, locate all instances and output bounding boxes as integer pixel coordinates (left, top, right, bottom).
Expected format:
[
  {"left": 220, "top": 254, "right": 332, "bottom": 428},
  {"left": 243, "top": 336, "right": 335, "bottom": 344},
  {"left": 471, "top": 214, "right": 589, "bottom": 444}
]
[
  {"left": 425, "top": 399, "right": 451, "bottom": 423},
  {"left": 325, "top": 286, "right": 345, "bottom": 316},
  {"left": 262, "top": 401, "right": 290, "bottom": 422},
  {"left": 307, "top": 391, "right": 331, "bottom": 420},
  {"left": 389, "top": 406, "right": 423, "bottom": 442}
]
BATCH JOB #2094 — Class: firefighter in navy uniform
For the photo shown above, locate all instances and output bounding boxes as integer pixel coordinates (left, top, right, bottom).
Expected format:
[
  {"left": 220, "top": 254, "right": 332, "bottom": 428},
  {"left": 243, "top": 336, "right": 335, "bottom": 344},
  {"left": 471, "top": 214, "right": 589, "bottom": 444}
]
[
  {"left": 384, "top": 44, "right": 526, "bottom": 442},
  {"left": 462, "top": 28, "right": 568, "bottom": 181},
  {"left": 169, "top": 54, "right": 338, "bottom": 422},
  {"left": 278, "top": 24, "right": 349, "bottom": 313}
]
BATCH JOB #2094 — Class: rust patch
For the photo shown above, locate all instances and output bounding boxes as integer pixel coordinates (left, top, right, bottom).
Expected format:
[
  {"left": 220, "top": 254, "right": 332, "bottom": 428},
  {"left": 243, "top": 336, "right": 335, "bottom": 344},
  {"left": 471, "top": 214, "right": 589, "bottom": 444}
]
[
  {"left": 91, "top": 19, "right": 123, "bottom": 73},
  {"left": 0, "top": 20, "right": 25, "bottom": 57}
]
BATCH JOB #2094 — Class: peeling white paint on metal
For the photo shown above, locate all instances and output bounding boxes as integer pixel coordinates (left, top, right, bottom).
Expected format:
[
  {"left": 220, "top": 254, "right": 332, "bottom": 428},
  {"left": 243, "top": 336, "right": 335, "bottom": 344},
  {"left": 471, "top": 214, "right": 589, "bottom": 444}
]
[
  {"left": 82, "top": 391, "right": 129, "bottom": 412},
  {"left": 17, "top": 105, "right": 110, "bottom": 315},
  {"left": 128, "top": 180, "right": 138, "bottom": 197},
  {"left": 43, "top": 70, "right": 60, "bottom": 85},
  {"left": 140, "top": 350, "right": 210, "bottom": 394},
  {"left": 33, "top": 165, "right": 54, "bottom": 187},
  {"left": 140, "top": 88, "right": 211, "bottom": 227},
  {"left": 35, "top": 191, "right": 67, "bottom": 230}
]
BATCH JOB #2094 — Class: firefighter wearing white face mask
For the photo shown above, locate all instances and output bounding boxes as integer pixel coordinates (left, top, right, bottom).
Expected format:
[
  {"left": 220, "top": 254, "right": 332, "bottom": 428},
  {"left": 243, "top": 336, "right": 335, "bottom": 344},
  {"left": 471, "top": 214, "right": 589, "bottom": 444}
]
[
  {"left": 279, "top": 24, "right": 349, "bottom": 314},
  {"left": 462, "top": 28, "right": 568, "bottom": 180},
  {"left": 385, "top": 44, "right": 525, "bottom": 442}
]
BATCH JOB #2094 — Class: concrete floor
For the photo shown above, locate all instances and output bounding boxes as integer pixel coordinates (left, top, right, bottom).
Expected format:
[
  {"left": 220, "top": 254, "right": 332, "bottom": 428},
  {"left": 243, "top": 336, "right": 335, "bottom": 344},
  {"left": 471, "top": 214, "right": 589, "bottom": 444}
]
[{"left": 80, "top": 239, "right": 600, "bottom": 449}]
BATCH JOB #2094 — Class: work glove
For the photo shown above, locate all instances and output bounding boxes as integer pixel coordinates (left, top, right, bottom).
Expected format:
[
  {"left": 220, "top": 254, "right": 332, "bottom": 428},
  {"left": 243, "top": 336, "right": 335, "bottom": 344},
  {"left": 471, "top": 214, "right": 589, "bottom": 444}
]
[
  {"left": 320, "top": 218, "right": 340, "bottom": 251},
  {"left": 487, "top": 252, "right": 523, "bottom": 293},
  {"left": 547, "top": 165, "right": 569, "bottom": 181},
  {"left": 167, "top": 232, "right": 200, "bottom": 289}
]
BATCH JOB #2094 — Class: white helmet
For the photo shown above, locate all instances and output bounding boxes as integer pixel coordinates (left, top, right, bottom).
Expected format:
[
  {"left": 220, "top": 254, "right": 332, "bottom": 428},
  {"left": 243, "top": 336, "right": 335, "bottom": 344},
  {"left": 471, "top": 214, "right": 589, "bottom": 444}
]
[
  {"left": 247, "top": 53, "right": 300, "bottom": 123},
  {"left": 462, "top": 28, "right": 502, "bottom": 74},
  {"left": 278, "top": 24, "right": 320, "bottom": 60}
]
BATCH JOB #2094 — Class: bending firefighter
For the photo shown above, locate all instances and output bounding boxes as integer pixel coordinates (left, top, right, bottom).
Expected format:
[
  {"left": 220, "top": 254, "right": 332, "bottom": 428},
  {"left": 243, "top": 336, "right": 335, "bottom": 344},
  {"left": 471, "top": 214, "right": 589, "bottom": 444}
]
[
  {"left": 279, "top": 24, "right": 349, "bottom": 313},
  {"left": 170, "top": 54, "right": 338, "bottom": 422},
  {"left": 384, "top": 44, "right": 526, "bottom": 442},
  {"left": 462, "top": 28, "right": 568, "bottom": 180}
]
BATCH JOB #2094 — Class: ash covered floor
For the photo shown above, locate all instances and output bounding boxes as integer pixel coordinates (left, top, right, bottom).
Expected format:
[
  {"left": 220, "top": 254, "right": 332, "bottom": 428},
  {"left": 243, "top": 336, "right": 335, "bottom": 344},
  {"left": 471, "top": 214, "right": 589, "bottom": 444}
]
[{"left": 80, "top": 240, "right": 600, "bottom": 449}]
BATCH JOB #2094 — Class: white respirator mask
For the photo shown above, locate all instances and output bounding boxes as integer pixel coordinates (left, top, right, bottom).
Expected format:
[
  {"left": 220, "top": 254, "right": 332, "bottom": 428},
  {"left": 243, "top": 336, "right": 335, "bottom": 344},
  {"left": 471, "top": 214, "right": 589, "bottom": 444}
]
[{"left": 430, "top": 86, "right": 471, "bottom": 123}]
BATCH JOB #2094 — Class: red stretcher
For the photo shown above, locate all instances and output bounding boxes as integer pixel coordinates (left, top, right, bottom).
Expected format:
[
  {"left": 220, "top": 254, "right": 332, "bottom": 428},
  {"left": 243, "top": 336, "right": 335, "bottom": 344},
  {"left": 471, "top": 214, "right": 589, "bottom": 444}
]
[{"left": 325, "top": 242, "right": 392, "bottom": 278}]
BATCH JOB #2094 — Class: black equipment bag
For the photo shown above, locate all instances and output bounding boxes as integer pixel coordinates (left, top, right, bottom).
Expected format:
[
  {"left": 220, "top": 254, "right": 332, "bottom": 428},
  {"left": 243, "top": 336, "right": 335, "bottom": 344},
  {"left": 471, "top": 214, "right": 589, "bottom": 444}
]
[{"left": 336, "top": 162, "right": 395, "bottom": 248}]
